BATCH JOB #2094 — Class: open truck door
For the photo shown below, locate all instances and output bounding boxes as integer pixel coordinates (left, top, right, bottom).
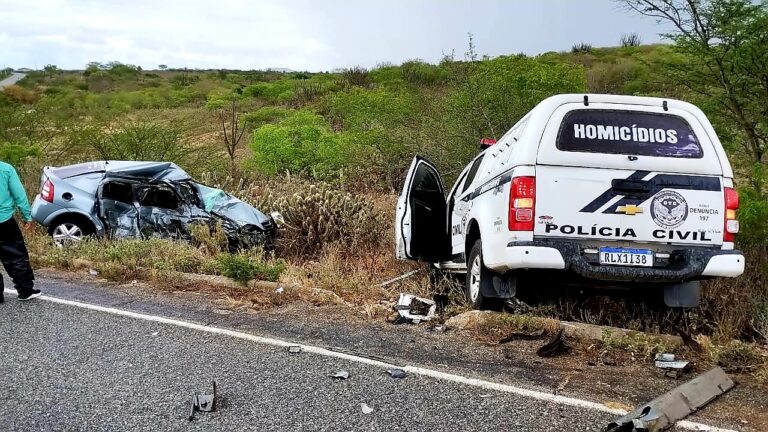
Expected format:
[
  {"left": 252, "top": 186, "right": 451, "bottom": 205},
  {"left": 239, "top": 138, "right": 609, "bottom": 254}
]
[{"left": 395, "top": 156, "right": 450, "bottom": 262}]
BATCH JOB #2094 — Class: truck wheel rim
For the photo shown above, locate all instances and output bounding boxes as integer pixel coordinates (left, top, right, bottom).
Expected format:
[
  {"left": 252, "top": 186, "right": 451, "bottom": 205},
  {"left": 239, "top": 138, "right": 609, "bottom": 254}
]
[
  {"left": 469, "top": 254, "right": 481, "bottom": 302},
  {"left": 52, "top": 223, "right": 83, "bottom": 247}
]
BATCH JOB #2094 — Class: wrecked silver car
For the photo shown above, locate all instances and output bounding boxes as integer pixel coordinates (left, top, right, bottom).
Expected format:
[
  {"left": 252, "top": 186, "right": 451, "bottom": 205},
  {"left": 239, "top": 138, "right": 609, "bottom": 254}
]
[{"left": 30, "top": 161, "right": 278, "bottom": 249}]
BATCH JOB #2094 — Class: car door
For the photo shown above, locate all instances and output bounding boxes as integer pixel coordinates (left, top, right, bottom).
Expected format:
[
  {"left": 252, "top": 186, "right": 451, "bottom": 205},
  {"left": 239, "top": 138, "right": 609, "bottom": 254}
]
[
  {"left": 97, "top": 180, "right": 141, "bottom": 238},
  {"left": 395, "top": 156, "right": 450, "bottom": 261},
  {"left": 134, "top": 183, "right": 193, "bottom": 239},
  {"left": 450, "top": 155, "right": 485, "bottom": 256},
  {"left": 447, "top": 168, "right": 470, "bottom": 256}
]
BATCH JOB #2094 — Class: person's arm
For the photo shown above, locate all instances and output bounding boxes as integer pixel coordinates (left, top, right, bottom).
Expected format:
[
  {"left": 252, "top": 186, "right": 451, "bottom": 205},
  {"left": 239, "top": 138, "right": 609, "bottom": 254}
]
[{"left": 8, "top": 166, "right": 32, "bottom": 222}]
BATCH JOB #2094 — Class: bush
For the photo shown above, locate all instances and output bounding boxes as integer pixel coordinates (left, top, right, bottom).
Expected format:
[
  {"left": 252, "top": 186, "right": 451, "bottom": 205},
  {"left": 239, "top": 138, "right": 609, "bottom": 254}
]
[
  {"left": 2, "top": 85, "right": 36, "bottom": 104},
  {"left": 216, "top": 252, "right": 285, "bottom": 283},
  {"left": 571, "top": 42, "right": 593, "bottom": 53},
  {"left": 401, "top": 60, "right": 448, "bottom": 86},
  {"left": 248, "top": 110, "right": 351, "bottom": 178},
  {"left": 620, "top": 33, "right": 642, "bottom": 47},
  {"left": 341, "top": 66, "right": 371, "bottom": 88}
]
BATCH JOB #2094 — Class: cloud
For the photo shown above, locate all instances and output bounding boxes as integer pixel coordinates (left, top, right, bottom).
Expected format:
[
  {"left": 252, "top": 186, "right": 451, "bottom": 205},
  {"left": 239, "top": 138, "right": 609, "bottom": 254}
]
[{"left": 0, "top": 0, "right": 669, "bottom": 71}]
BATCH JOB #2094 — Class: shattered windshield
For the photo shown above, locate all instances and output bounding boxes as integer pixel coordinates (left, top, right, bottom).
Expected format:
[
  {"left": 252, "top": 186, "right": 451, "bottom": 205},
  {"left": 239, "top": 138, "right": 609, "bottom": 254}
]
[{"left": 196, "top": 183, "right": 230, "bottom": 212}]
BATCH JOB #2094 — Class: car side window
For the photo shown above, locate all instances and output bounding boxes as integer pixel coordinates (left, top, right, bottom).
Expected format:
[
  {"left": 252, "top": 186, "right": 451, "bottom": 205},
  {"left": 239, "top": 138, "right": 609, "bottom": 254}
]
[
  {"left": 101, "top": 182, "right": 134, "bottom": 204},
  {"left": 461, "top": 155, "right": 485, "bottom": 194},
  {"left": 137, "top": 185, "right": 180, "bottom": 210}
]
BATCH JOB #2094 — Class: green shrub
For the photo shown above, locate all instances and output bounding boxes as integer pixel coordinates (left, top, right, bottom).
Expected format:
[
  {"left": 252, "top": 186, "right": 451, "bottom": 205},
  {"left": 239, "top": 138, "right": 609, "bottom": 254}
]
[
  {"left": 216, "top": 253, "right": 285, "bottom": 283},
  {"left": 248, "top": 110, "right": 351, "bottom": 178}
]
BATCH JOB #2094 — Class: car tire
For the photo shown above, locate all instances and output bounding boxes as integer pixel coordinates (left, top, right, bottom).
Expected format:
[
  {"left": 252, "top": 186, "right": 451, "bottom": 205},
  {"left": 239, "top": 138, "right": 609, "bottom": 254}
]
[
  {"left": 49, "top": 217, "right": 94, "bottom": 247},
  {"left": 466, "top": 239, "right": 493, "bottom": 310}
]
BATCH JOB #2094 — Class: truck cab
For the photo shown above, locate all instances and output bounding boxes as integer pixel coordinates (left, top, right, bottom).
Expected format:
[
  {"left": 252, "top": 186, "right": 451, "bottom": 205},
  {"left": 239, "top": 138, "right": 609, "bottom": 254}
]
[{"left": 395, "top": 94, "right": 745, "bottom": 308}]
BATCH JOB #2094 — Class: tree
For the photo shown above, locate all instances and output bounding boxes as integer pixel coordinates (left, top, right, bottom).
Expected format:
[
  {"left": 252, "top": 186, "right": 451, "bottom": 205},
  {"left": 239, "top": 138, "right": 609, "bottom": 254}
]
[
  {"left": 43, "top": 64, "right": 60, "bottom": 78},
  {"left": 219, "top": 97, "right": 246, "bottom": 170},
  {"left": 620, "top": 0, "right": 768, "bottom": 263},
  {"left": 158, "top": 64, "right": 168, "bottom": 70},
  {"left": 620, "top": 0, "right": 768, "bottom": 176}
]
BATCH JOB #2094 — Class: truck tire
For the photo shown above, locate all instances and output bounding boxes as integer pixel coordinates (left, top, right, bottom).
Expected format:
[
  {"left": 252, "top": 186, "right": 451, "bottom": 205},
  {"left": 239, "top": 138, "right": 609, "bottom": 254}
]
[{"left": 466, "top": 239, "right": 493, "bottom": 309}]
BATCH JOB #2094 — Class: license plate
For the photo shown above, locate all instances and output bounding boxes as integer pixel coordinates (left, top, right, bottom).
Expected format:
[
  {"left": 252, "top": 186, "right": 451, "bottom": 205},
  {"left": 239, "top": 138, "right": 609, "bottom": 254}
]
[{"left": 599, "top": 247, "right": 653, "bottom": 267}]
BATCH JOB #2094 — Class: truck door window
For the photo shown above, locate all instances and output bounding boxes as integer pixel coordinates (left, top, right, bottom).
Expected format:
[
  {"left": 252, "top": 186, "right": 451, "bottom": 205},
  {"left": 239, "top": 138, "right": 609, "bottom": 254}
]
[{"left": 461, "top": 155, "right": 485, "bottom": 194}]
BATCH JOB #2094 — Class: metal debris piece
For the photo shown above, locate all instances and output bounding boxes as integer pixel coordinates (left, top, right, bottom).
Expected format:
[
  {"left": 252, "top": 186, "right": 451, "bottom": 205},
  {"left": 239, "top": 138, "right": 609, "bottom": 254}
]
[
  {"left": 499, "top": 328, "right": 546, "bottom": 343},
  {"left": 394, "top": 293, "right": 436, "bottom": 323},
  {"left": 536, "top": 328, "right": 570, "bottom": 357},
  {"left": 188, "top": 381, "right": 217, "bottom": 421},
  {"left": 386, "top": 368, "right": 407, "bottom": 379},
  {"left": 288, "top": 345, "right": 302, "bottom": 354},
  {"left": 603, "top": 367, "right": 735, "bottom": 432},
  {"left": 654, "top": 353, "right": 691, "bottom": 378},
  {"left": 503, "top": 297, "right": 532, "bottom": 313},
  {"left": 380, "top": 270, "right": 420, "bottom": 287},
  {"left": 361, "top": 403, "right": 374, "bottom": 414},
  {"left": 330, "top": 370, "right": 350, "bottom": 380}
]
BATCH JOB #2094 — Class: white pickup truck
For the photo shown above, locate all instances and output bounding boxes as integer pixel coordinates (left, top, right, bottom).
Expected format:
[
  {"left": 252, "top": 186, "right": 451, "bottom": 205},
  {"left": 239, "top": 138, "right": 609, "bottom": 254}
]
[{"left": 395, "top": 94, "right": 744, "bottom": 308}]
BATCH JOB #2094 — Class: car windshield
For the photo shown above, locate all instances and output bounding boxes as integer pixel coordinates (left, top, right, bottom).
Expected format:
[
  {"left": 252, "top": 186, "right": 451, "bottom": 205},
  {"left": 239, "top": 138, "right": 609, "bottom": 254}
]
[{"left": 195, "top": 183, "right": 230, "bottom": 212}]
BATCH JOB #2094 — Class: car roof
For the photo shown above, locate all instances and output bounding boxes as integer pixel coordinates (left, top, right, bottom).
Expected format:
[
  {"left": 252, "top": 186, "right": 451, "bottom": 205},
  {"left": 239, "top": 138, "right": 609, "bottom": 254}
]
[{"left": 49, "top": 160, "right": 191, "bottom": 181}]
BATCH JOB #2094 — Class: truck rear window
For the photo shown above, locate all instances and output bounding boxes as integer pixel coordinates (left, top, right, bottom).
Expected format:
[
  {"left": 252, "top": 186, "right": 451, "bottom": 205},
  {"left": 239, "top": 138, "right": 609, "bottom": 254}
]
[{"left": 557, "top": 110, "right": 703, "bottom": 158}]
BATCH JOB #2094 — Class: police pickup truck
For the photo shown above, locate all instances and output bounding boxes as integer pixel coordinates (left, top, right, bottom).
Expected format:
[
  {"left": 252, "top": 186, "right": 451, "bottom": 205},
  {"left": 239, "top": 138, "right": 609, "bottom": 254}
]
[{"left": 395, "top": 94, "right": 744, "bottom": 308}]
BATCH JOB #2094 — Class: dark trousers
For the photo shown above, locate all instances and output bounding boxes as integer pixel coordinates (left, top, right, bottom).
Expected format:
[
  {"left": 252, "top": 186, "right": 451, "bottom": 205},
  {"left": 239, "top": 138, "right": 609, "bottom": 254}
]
[{"left": 0, "top": 218, "right": 35, "bottom": 296}]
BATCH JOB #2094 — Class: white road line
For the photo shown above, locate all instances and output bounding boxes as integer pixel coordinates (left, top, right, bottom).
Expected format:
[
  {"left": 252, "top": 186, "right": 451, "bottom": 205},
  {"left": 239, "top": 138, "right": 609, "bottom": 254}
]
[{"left": 5, "top": 289, "right": 738, "bottom": 432}]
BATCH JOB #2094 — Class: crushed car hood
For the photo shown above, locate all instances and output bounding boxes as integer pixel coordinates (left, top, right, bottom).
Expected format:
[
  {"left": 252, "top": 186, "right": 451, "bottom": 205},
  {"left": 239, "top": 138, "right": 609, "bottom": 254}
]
[{"left": 198, "top": 184, "right": 271, "bottom": 228}]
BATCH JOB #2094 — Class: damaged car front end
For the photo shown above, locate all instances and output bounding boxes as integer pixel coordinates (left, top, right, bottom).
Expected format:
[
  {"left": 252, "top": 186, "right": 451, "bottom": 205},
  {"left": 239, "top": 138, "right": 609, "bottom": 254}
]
[{"left": 30, "top": 161, "right": 279, "bottom": 250}]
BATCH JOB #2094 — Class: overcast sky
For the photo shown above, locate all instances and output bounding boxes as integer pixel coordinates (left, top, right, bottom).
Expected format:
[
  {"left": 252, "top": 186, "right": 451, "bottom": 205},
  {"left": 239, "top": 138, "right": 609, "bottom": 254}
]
[{"left": 0, "top": 0, "right": 672, "bottom": 71}]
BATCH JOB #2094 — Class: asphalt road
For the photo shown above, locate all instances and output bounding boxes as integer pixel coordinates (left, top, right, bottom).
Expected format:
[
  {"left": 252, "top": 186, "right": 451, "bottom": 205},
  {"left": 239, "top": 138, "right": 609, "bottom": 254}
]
[
  {"left": 0, "top": 281, "right": 613, "bottom": 431},
  {"left": 1, "top": 271, "right": 751, "bottom": 431},
  {"left": 0, "top": 72, "right": 26, "bottom": 89}
]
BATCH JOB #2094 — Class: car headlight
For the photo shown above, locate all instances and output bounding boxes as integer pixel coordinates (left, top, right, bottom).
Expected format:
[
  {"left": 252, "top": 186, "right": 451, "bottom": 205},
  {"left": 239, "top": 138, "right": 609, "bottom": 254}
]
[{"left": 270, "top": 211, "right": 285, "bottom": 226}]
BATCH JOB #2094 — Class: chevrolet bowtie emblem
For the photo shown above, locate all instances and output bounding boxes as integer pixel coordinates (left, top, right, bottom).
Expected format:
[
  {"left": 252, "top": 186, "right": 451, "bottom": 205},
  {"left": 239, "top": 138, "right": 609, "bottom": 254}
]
[{"left": 616, "top": 205, "right": 643, "bottom": 215}]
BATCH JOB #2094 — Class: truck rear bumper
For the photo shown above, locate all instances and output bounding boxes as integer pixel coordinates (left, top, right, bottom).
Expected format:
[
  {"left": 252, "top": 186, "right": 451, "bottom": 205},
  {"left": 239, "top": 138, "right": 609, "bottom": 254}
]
[{"left": 501, "top": 240, "right": 744, "bottom": 282}]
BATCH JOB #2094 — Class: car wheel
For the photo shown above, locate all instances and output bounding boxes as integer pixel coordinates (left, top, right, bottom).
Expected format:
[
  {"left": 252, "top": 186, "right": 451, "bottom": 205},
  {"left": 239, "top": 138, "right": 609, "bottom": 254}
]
[
  {"left": 466, "top": 239, "right": 493, "bottom": 309},
  {"left": 51, "top": 222, "right": 88, "bottom": 247}
]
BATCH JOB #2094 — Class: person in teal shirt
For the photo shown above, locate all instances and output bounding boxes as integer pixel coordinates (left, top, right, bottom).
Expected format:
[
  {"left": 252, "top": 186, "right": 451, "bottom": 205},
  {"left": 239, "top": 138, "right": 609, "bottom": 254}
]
[{"left": 0, "top": 161, "right": 41, "bottom": 303}]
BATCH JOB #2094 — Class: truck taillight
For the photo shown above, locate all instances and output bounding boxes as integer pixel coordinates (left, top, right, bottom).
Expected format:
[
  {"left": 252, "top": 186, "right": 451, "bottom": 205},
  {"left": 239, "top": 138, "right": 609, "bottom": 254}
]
[
  {"left": 724, "top": 187, "right": 739, "bottom": 242},
  {"left": 509, "top": 176, "right": 535, "bottom": 231},
  {"left": 41, "top": 179, "right": 54, "bottom": 203}
]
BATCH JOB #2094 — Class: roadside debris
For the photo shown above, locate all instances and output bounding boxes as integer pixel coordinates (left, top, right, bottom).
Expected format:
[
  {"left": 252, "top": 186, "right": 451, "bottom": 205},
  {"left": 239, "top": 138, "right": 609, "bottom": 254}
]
[
  {"left": 393, "top": 293, "right": 436, "bottom": 324},
  {"left": 499, "top": 328, "right": 546, "bottom": 343},
  {"left": 361, "top": 403, "right": 374, "bottom": 414},
  {"left": 330, "top": 370, "right": 350, "bottom": 380},
  {"left": 88, "top": 269, "right": 99, "bottom": 276},
  {"left": 386, "top": 368, "right": 407, "bottom": 379},
  {"left": 380, "top": 270, "right": 420, "bottom": 287},
  {"left": 536, "top": 328, "right": 570, "bottom": 357},
  {"left": 288, "top": 345, "right": 302, "bottom": 354},
  {"left": 275, "top": 287, "right": 285, "bottom": 294},
  {"left": 654, "top": 353, "right": 691, "bottom": 378},
  {"left": 188, "top": 381, "right": 217, "bottom": 421},
  {"left": 503, "top": 297, "right": 532, "bottom": 314},
  {"left": 603, "top": 367, "right": 735, "bottom": 432}
]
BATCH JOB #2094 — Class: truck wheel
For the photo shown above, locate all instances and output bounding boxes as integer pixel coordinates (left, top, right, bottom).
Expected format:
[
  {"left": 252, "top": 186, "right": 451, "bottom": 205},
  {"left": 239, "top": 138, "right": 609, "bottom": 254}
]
[{"left": 466, "top": 239, "right": 493, "bottom": 309}]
